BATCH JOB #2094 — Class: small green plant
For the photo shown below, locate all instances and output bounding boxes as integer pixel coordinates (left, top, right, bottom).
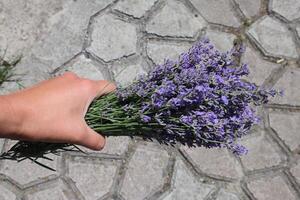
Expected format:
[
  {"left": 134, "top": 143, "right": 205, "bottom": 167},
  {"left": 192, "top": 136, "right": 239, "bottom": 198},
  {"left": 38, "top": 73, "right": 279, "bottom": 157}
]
[{"left": 0, "top": 57, "right": 20, "bottom": 86}]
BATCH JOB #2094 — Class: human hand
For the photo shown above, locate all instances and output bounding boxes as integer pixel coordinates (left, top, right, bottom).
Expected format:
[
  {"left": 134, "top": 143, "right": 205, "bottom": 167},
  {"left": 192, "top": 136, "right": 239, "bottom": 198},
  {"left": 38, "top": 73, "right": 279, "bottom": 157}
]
[{"left": 0, "top": 72, "right": 116, "bottom": 150}]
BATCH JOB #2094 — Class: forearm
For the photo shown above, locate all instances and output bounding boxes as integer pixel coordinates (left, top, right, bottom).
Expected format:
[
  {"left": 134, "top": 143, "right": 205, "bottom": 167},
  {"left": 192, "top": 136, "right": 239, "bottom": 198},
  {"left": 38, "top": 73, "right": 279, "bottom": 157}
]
[{"left": 0, "top": 95, "right": 23, "bottom": 139}]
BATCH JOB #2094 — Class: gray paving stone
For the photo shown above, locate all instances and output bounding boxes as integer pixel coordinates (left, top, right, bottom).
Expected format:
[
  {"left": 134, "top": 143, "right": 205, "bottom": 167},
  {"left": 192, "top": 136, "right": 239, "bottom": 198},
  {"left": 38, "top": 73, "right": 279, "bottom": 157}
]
[
  {"left": 272, "top": 68, "right": 300, "bottom": 106},
  {"left": 114, "top": 0, "right": 158, "bottom": 18},
  {"left": 271, "top": 0, "right": 300, "bottom": 21},
  {"left": 89, "top": 13, "right": 137, "bottom": 62},
  {"left": 101, "top": 137, "right": 131, "bottom": 155},
  {"left": 205, "top": 29, "right": 236, "bottom": 52},
  {"left": 290, "top": 161, "right": 300, "bottom": 184},
  {"left": 61, "top": 54, "right": 106, "bottom": 80},
  {"left": 146, "top": 0, "right": 206, "bottom": 37},
  {"left": 297, "top": 26, "right": 300, "bottom": 38},
  {"left": 67, "top": 157, "right": 118, "bottom": 200},
  {"left": 80, "top": 136, "right": 131, "bottom": 156},
  {"left": 0, "top": 0, "right": 65, "bottom": 61},
  {"left": 1, "top": 0, "right": 114, "bottom": 87},
  {"left": 190, "top": 0, "right": 240, "bottom": 27},
  {"left": 0, "top": 81, "right": 20, "bottom": 95},
  {"left": 241, "top": 44, "right": 280, "bottom": 85},
  {"left": 112, "top": 60, "right": 147, "bottom": 86},
  {"left": 160, "top": 159, "right": 214, "bottom": 200},
  {"left": 0, "top": 156, "right": 58, "bottom": 186},
  {"left": 4, "top": 52, "right": 53, "bottom": 88},
  {"left": 30, "top": 0, "right": 114, "bottom": 69},
  {"left": 247, "top": 16, "right": 298, "bottom": 58},
  {"left": 26, "top": 180, "right": 74, "bottom": 200},
  {"left": 239, "top": 133, "right": 283, "bottom": 171},
  {"left": 0, "top": 184, "right": 16, "bottom": 200},
  {"left": 269, "top": 111, "right": 300, "bottom": 152},
  {"left": 247, "top": 175, "right": 298, "bottom": 200},
  {"left": 120, "top": 143, "right": 169, "bottom": 200},
  {"left": 181, "top": 147, "right": 243, "bottom": 179},
  {"left": 216, "top": 189, "right": 240, "bottom": 200},
  {"left": 0, "top": 140, "right": 58, "bottom": 186},
  {"left": 235, "top": 0, "right": 261, "bottom": 18},
  {"left": 146, "top": 41, "right": 191, "bottom": 64},
  {"left": 0, "top": 139, "right": 4, "bottom": 151}
]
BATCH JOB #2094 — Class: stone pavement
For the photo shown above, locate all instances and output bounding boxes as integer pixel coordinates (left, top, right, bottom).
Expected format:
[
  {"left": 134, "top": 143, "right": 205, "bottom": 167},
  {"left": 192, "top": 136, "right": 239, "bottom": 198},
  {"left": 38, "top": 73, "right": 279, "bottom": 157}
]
[{"left": 0, "top": 0, "right": 300, "bottom": 199}]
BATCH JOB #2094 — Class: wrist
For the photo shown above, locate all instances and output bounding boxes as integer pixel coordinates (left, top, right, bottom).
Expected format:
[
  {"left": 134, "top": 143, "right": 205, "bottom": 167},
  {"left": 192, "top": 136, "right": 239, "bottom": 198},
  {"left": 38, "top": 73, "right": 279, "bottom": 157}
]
[{"left": 0, "top": 95, "right": 25, "bottom": 139}]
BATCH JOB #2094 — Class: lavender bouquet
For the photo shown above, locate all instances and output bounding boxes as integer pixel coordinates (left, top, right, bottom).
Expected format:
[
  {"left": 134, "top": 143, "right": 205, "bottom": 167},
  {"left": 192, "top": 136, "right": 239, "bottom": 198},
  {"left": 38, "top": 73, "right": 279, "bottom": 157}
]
[{"left": 1, "top": 39, "right": 280, "bottom": 163}]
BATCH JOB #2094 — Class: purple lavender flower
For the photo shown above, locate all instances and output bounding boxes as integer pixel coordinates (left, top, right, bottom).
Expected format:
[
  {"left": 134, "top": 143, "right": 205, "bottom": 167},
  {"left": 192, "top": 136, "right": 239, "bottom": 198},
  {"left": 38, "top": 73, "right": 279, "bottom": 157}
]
[
  {"left": 221, "top": 96, "right": 229, "bottom": 105},
  {"left": 141, "top": 115, "right": 151, "bottom": 123},
  {"left": 114, "top": 38, "right": 280, "bottom": 155}
]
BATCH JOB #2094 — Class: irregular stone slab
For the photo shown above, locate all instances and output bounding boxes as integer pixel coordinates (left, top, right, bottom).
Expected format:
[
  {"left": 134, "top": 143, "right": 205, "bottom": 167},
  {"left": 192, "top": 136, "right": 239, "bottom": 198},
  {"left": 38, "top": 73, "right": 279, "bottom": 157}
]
[
  {"left": 0, "top": 0, "right": 65, "bottom": 60},
  {"left": 67, "top": 157, "right": 118, "bottom": 200},
  {"left": 297, "top": 26, "right": 300, "bottom": 38},
  {"left": 241, "top": 45, "right": 279, "bottom": 85},
  {"left": 12, "top": 53, "right": 53, "bottom": 87},
  {"left": 146, "top": 0, "right": 206, "bottom": 37},
  {"left": 247, "top": 175, "right": 298, "bottom": 200},
  {"left": 0, "top": 81, "right": 21, "bottom": 95},
  {"left": 181, "top": 147, "right": 243, "bottom": 179},
  {"left": 0, "top": 139, "right": 4, "bottom": 151},
  {"left": 239, "top": 134, "right": 283, "bottom": 171},
  {"left": 0, "top": 140, "right": 58, "bottom": 186},
  {"left": 0, "top": 184, "right": 16, "bottom": 200},
  {"left": 190, "top": 0, "right": 240, "bottom": 27},
  {"left": 290, "top": 161, "right": 300, "bottom": 184},
  {"left": 114, "top": 0, "right": 158, "bottom": 18},
  {"left": 271, "top": 0, "right": 300, "bottom": 21},
  {"left": 235, "top": 0, "right": 261, "bottom": 18},
  {"left": 216, "top": 189, "right": 240, "bottom": 200},
  {"left": 60, "top": 54, "right": 107, "bottom": 80},
  {"left": 29, "top": 0, "right": 114, "bottom": 70},
  {"left": 120, "top": 143, "right": 169, "bottom": 200},
  {"left": 89, "top": 13, "right": 137, "bottom": 62},
  {"left": 161, "top": 159, "right": 213, "bottom": 200},
  {"left": 147, "top": 41, "right": 191, "bottom": 65},
  {"left": 112, "top": 60, "right": 147, "bottom": 86},
  {"left": 247, "top": 16, "right": 298, "bottom": 58},
  {"left": 80, "top": 136, "right": 131, "bottom": 156},
  {"left": 101, "top": 137, "right": 131, "bottom": 155},
  {"left": 269, "top": 111, "right": 300, "bottom": 152},
  {"left": 205, "top": 29, "right": 236, "bottom": 52},
  {"left": 1, "top": 0, "right": 114, "bottom": 87},
  {"left": 272, "top": 68, "right": 300, "bottom": 106},
  {"left": 26, "top": 180, "right": 74, "bottom": 200}
]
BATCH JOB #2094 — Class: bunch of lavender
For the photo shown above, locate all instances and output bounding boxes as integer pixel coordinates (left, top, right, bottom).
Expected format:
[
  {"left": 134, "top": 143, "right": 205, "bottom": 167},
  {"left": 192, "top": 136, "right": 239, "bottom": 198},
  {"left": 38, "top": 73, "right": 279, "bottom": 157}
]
[
  {"left": 86, "top": 38, "right": 279, "bottom": 155},
  {"left": 1, "top": 39, "right": 280, "bottom": 162}
]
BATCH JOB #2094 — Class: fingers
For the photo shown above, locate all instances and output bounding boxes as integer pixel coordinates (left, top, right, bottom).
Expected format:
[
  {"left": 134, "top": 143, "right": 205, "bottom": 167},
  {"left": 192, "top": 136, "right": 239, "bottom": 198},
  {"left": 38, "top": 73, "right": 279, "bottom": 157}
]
[{"left": 79, "top": 125, "right": 106, "bottom": 150}]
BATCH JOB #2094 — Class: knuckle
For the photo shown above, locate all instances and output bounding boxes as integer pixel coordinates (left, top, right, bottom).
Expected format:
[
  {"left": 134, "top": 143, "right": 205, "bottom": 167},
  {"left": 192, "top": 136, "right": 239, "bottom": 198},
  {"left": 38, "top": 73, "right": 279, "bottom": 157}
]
[{"left": 79, "top": 79, "right": 95, "bottom": 92}]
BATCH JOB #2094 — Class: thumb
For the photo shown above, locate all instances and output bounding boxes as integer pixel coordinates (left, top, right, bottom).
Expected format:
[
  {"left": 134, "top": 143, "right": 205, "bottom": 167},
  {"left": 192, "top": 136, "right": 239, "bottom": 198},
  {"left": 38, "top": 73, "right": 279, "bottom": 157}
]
[{"left": 80, "top": 125, "right": 106, "bottom": 151}]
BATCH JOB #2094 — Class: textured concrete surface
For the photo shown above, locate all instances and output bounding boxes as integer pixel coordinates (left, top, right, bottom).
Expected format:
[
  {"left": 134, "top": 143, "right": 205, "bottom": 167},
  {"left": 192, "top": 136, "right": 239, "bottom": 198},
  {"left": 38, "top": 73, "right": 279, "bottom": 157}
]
[{"left": 0, "top": 0, "right": 300, "bottom": 199}]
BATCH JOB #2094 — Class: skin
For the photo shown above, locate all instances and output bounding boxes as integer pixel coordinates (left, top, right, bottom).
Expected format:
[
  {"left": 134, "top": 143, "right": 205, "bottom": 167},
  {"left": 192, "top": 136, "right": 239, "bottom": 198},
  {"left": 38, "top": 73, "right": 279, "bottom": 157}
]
[{"left": 0, "top": 72, "right": 116, "bottom": 150}]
